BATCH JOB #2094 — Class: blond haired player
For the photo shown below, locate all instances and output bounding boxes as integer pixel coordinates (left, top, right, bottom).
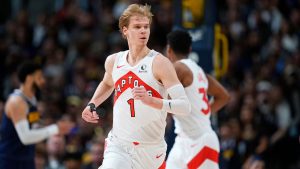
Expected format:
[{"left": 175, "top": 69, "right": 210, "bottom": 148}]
[
  {"left": 166, "top": 30, "right": 230, "bottom": 169},
  {"left": 81, "top": 4, "right": 191, "bottom": 169}
]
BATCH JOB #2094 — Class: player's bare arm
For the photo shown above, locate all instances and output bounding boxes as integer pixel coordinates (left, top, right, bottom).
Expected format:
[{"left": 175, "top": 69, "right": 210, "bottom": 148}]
[
  {"left": 206, "top": 74, "right": 230, "bottom": 113},
  {"left": 82, "top": 54, "right": 116, "bottom": 123},
  {"left": 133, "top": 54, "right": 191, "bottom": 115},
  {"left": 6, "top": 95, "right": 28, "bottom": 124},
  {"left": 173, "top": 61, "right": 193, "bottom": 88}
]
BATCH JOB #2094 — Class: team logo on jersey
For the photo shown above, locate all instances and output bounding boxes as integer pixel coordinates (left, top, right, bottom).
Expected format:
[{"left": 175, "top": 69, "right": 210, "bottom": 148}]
[
  {"left": 27, "top": 111, "right": 40, "bottom": 123},
  {"left": 139, "top": 64, "right": 147, "bottom": 73},
  {"left": 113, "top": 71, "right": 162, "bottom": 103}
]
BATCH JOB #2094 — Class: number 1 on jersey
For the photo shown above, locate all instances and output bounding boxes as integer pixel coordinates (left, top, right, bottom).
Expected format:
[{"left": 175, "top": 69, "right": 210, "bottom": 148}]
[{"left": 127, "top": 98, "right": 135, "bottom": 117}]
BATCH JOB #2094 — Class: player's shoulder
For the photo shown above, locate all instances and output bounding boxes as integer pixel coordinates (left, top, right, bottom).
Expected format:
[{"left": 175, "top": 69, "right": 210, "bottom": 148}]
[
  {"left": 174, "top": 61, "right": 191, "bottom": 74},
  {"left": 104, "top": 52, "right": 121, "bottom": 72},
  {"left": 5, "top": 94, "right": 27, "bottom": 110},
  {"left": 7, "top": 94, "right": 25, "bottom": 104},
  {"left": 105, "top": 53, "right": 117, "bottom": 64},
  {"left": 153, "top": 53, "right": 172, "bottom": 66},
  {"left": 174, "top": 60, "right": 193, "bottom": 87},
  {"left": 105, "top": 50, "right": 127, "bottom": 65}
]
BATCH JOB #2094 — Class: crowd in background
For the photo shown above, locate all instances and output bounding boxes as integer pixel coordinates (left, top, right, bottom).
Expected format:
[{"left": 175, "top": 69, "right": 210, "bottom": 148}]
[{"left": 0, "top": 0, "right": 299, "bottom": 169}]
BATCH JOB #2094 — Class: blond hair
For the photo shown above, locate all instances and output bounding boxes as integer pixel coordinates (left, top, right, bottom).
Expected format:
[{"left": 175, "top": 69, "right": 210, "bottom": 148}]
[{"left": 119, "top": 4, "right": 153, "bottom": 35}]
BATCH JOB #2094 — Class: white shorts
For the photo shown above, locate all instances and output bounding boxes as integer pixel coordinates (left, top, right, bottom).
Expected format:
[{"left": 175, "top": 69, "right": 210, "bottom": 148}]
[
  {"left": 99, "top": 134, "right": 167, "bottom": 169},
  {"left": 166, "top": 131, "right": 220, "bottom": 169}
]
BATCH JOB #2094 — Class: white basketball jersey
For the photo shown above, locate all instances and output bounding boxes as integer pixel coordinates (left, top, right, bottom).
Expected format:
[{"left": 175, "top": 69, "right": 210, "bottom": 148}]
[
  {"left": 111, "top": 50, "right": 168, "bottom": 144},
  {"left": 173, "top": 59, "right": 213, "bottom": 138}
]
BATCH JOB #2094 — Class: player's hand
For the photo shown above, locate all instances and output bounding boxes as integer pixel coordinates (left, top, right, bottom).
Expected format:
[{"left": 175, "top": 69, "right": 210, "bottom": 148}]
[
  {"left": 57, "top": 120, "right": 75, "bottom": 135},
  {"left": 132, "top": 86, "right": 151, "bottom": 104},
  {"left": 81, "top": 106, "right": 99, "bottom": 123}
]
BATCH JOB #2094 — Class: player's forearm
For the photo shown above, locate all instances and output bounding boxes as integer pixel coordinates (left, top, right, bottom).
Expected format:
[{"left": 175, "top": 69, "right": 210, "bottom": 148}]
[
  {"left": 15, "top": 119, "right": 58, "bottom": 145},
  {"left": 90, "top": 81, "right": 114, "bottom": 106},
  {"left": 210, "top": 92, "right": 230, "bottom": 113},
  {"left": 143, "top": 95, "right": 191, "bottom": 116},
  {"left": 141, "top": 84, "right": 191, "bottom": 115},
  {"left": 162, "top": 84, "right": 191, "bottom": 116},
  {"left": 210, "top": 95, "right": 230, "bottom": 114}
]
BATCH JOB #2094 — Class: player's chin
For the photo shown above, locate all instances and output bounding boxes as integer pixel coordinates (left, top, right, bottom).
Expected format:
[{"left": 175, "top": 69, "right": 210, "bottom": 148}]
[
  {"left": 138, "top": 39, "right": 148, "bottom": 45},
  {"left": 89, "top": 119, "right": 99, "bottom": 123}
]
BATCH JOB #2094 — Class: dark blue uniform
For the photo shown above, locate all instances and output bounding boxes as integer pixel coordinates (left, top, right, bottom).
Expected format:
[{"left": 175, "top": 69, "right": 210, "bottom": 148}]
[{"left": 0, "top": 90, "right": 40, "bottom": 169}]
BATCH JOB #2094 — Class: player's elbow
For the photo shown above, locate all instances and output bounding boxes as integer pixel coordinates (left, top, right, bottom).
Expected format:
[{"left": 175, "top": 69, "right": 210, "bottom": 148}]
[
  {"left": 223, "top": 90, "right": 231, "bottom": 104},
  {"left": 216, "top": 89, "right": 231, "bottom": 105},
  {"left": 19, "top": 135, "right": 34, "bottom": 145},
  {"left": 174, "top": 97, "right": 191, "bottom": 116}
]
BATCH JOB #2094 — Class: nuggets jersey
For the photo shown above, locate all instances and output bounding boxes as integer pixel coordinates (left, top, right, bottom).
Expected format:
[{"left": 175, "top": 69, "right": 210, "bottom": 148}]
[
  {"left": 173, "top": 59, "right": 213, "bottom": 138},
  {"left": 0, "top": 89, "right": 39, "bottom": 169},
  {"left": 111, "top": 50, "right": 168, "bottom": 144}
]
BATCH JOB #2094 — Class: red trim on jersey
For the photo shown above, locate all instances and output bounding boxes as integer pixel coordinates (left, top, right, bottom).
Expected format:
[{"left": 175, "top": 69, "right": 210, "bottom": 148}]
[
  {"left": 187, "top": 146, "right": 219, "bottom": 169},
  {"left": 114, "top": 71, "right": 162, "bottom": 103},
  {"left": 158, "top": 161, "right": 166, "bottom": 169}
]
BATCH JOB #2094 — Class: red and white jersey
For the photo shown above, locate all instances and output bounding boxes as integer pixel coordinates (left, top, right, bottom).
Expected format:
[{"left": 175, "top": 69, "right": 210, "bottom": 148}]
[
  {"left": 111, "top": 50, "right": 168, "bottom": 144},
  {"left": 173, "top": 58, "right": 213, "bottom": 139}
]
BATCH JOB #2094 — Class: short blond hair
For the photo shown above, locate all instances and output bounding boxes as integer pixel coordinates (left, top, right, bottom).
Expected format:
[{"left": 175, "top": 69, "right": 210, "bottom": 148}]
[{"left": 119, "top": 4, "right": 153, "bottom": 34}]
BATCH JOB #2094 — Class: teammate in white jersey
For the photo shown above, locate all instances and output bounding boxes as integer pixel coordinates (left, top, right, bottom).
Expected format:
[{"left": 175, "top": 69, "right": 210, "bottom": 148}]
[
  {"left": 81, "top": 4, "right": 191, "bottom": 169},
  {"left": 165, "top": 30, "right": 230, "bottom": 169}
]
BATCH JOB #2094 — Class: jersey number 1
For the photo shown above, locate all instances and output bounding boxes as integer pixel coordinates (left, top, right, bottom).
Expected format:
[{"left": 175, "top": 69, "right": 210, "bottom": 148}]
[
  {"left": 127, "top": 99, "right": 135, "bottom": 117},
  {"left": 198, "top": 88, "right": 210, "bottom": 115}
]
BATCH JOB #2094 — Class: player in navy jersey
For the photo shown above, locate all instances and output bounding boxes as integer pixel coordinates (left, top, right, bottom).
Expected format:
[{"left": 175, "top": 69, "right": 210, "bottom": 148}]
[{"left": 0, "top": 62, "right": 74, "bottom": 169}]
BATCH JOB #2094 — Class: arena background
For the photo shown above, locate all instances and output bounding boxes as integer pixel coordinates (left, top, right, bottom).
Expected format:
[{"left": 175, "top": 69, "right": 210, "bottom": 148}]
[{"left": 0, "top": 0, "right": 299, "bottom": 169}]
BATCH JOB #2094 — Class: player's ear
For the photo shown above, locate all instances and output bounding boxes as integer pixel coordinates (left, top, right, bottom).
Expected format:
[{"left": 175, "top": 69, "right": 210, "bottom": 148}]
[
  {"left": 166, "top": 45, "right": 174, "bottom": 57},
  {"left": 166, "top": 45, "right": 171, "bottom": 54},
  {"left": 122, "top": 26, "right": 128, "bottom": 36}
]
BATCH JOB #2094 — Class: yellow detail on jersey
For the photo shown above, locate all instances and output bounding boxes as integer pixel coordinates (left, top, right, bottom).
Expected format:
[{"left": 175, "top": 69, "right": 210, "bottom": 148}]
[
  {"left": 27, "top": 111, "right": 40, "bottom": 123},
  {"left": 182, "top": 0, "right": 205, "bottom": 28}
]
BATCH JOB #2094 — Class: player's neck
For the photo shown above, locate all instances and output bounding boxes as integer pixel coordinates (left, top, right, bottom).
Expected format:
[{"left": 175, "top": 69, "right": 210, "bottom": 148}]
[
  {"left": 128, "top": 46, "right": 150, "bottom": 65},
  {"left": 20, "top": 84, "right": 35, "bottom": 99}
]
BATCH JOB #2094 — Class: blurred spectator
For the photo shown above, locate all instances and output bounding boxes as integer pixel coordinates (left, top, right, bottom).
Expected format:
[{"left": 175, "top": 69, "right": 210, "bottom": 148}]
[
  {"left": 82, "top": 138, "right": 105, "bottom": 169},
  {"left": 0, "top": 0, "right": 299, "bottom": 168},
  {"left": 63, "top": 146, "right": 83, "bottom": 169},
  {"left": 219, "top": 121, "right": 242, "bottom": 169},
  {"left": 45, "top": 135, "right": 66, "bottom": 169},
  {"left": 35, "top": 142, "right": 47, "bottom": 169}
]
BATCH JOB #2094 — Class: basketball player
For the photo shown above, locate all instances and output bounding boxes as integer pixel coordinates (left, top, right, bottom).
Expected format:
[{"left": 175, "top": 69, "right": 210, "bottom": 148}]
[
  {"left": 0, "top": 62, "right": 74, "bottom": 169},
  {"left": 81, "top": 4, "right": 191, "bottom": 169},
  {"left": 165, "top": 30, "right": 230, "bottom": 169}
]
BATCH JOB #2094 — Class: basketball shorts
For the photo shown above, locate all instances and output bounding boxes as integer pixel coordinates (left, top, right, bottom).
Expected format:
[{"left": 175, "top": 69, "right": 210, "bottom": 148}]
[
  {"left": 99, "top": 134, "right": 167, "bottom": 169},
  {"left": 166, "top": 131, "right": 220, "bottom": 169}
]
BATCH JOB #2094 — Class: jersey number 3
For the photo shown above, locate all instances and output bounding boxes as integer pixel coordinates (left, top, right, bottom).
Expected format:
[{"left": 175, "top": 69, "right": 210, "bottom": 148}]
[
  {"left": 127, "top": 99, "right": 135, "bottom": 117},
  {"left": 198, "top": 88, "right": 210, "bottom": 115}
]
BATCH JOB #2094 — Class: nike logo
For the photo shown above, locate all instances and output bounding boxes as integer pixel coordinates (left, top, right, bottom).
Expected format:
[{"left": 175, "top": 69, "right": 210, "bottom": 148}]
[
  {"left": 156, "top": 153, "right": 163, "bottom": 159},
  {"left": 117, "top": 65, "right": 125, "bottom": 68},
  {"left": 190, "top": 143, "right": 197, "bottom": 148}
]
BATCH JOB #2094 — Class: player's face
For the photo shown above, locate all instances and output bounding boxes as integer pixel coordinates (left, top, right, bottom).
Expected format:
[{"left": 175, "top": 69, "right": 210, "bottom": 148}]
[
  {"left": 32, "top": 70, "right": 46, "bottom": 89},
  {"left": 123, "top": 15, "right": 150, "bottom": 46}
]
